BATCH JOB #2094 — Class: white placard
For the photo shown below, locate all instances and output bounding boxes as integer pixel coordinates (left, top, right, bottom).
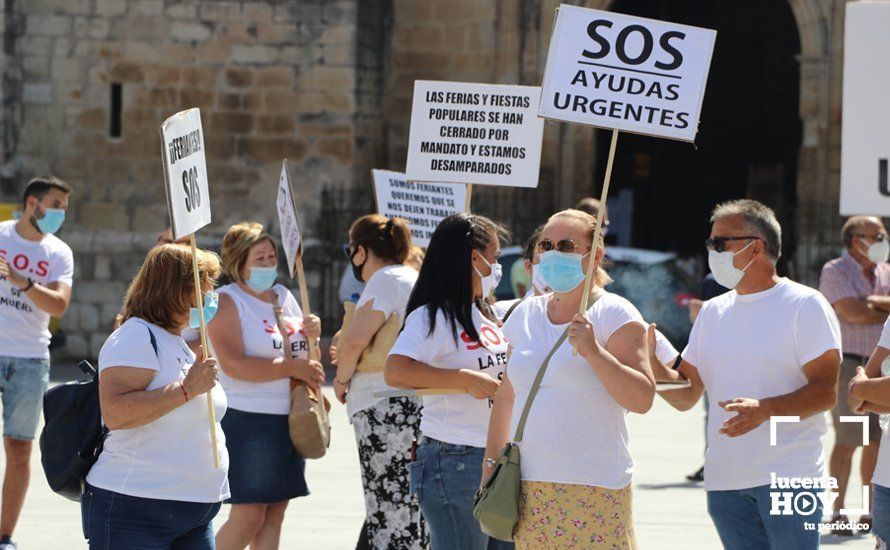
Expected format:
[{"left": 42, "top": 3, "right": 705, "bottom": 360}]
[
  {"left": 372, "top": 169, "right": 467, "bottom": 248},
  {"left": 539, "top": 5, "right": 716, "bottom": 142},
  {"left": 276, "top": 160, "right": 303, "bottom": 276},
  {"left": 405, "top": 81, "right": 544, "bottom": 188},
  {"left": 161, "top": 108, "right": 211, "bottom": 238},
  {"left": 840, "top": 1, "right": 890, "bottom": 216}
]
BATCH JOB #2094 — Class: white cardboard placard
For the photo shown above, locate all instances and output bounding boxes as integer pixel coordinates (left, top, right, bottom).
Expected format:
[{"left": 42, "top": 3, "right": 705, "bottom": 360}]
[
  {"left": 840, "top": 1, "right": 890, "bottom": 216},
  {"left": 276, "top": 160, "right": 303, "bottom": 276},
  {"left": 372, "top": 169, "right": 467, "bottom": 248},
  {"left": 405, "top": 81, "right": 544, "bottom": 188},
  {"left": 539, "top": 5, "right": 716, "bottom": 142},
  {"left": 161, "top": 108, "right": 211, "bottom": 238}
]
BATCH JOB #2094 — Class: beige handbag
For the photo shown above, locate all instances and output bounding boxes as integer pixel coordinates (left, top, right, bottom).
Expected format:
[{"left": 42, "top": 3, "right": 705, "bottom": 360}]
[
  {"left": 334, "top": 301, "right": 402, "bottom": 373},
  {"left": 272, "top": 293, "right": 330, "bottom": 460}
]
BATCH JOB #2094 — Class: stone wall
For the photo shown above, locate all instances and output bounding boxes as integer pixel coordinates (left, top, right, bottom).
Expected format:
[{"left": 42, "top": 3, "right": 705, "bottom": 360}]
[{"left": 4, "top": 0, "right": 363, "bottom": 360}]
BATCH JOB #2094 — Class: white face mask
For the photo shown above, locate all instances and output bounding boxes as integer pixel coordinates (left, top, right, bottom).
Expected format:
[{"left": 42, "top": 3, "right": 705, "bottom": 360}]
[
  {"left": 531, "top": 264, "right": 549, "bottom": 294},
  {"left": 708, "top": 240, "right": 755, "bottom": 290},
  {"left": 475, "top": 254, "right": 502, "bottom": 298},
  {"left": 860, "top": 238, "right": 890, "bottom": 264}
]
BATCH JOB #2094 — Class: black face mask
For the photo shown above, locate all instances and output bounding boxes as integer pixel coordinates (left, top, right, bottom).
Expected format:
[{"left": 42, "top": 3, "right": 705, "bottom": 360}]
[{"left": 351, "top": 246, "right": 367, "bottom": 283}]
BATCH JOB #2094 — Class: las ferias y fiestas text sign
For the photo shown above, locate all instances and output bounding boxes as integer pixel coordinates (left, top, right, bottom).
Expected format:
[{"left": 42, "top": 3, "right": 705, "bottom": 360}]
[
  {"left": 161, "top": 108, "right": 211, "bottom": 239},
  {"left": 539, "top": 5, "right": 716, "bottom": 142},
  {"left": 372, "top": 169, "right": 467, "bottom": 248},
  {"left": 276, "top": 160, "right": 303, "bottom": 276},
  {"left": 405, "top": 81, "right": 544, "bottom": 188}
]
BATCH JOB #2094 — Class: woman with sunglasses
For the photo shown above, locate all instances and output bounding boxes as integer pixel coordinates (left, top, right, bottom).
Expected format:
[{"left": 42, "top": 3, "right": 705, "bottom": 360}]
[
  {"left": 484, "top": 209, "right": 655, "bottom": 548},
  {"left": 333, "top": 214, "right": 427, "bottom": 549},
  {"left": 385, "top": 213, "right": 512, "bottom": 550}
]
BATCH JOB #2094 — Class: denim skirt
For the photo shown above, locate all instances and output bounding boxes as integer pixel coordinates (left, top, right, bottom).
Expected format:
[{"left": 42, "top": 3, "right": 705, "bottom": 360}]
[{"left": 221, "top": 408, "right": 309, "bottom": 504}]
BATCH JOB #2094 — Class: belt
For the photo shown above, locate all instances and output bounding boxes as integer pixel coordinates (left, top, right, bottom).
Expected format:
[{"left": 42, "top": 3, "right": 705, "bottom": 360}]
[{"left": 843, "top": 352, "right": 867, "bottom": 363}]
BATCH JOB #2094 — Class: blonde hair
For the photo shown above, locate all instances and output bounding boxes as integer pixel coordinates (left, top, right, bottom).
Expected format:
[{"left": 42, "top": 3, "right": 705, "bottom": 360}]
[
  {"left": 404, "top": 245, "right": 425, "bottom": 271},
  {"left": 122, "top": 244, "right": 221, "bottom": 330},
  {"left": 546, "top": 209, "right": 612, "bottom": 287},
  {"left": 221, "top": 222, "right": 276, "bottom": 283}
]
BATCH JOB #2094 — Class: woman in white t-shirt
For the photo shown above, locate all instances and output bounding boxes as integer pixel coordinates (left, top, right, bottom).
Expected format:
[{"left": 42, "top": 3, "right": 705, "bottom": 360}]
[
  {"left": 484, "top": 209, "right": 655, "bottom": 549},
  {"left": 386, "top": 213, "right": 512, "bottom": 550},
  {"left": 332, "top": 214, "right": 425, "bottom": 549},
  {"left": 210, "top": 223, "right": 325, "bottom": 550},
  {"left": 84, "top": 243, "right": 227, "bottom": 549},
  {"left": 848, "top": 318, "right": 890, "bottom": 542}
]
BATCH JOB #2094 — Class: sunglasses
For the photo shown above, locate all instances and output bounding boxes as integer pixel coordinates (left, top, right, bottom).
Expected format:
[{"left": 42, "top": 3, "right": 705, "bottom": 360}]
[
  {"left": 536, "top": 238, "right": 590, "bottom": 254},
  {"left": 705, "top": 236, "right": 760, "bottom": 253}
]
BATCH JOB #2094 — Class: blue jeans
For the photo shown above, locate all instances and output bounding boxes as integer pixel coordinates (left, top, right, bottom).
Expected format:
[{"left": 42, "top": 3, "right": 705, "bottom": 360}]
[
  {"left": 0, "top": 355, "right": 50, "bottom": 440},
  {"left": 82, "top": 484, "right": 221, "bottom": 549},
  {"left": 409, "top": 437, "right": 514, "bottom": 550},
  {"left": 707, "top": 484, "right": 822, "bottom": 550},
  {"left": 873, "top": 484, "right": 890, "bottom": 542}
]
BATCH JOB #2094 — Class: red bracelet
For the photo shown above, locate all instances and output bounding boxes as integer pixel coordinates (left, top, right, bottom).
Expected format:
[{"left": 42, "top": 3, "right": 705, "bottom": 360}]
[{"left": 178, "top": 380, "right": 189, "bottom": 402}]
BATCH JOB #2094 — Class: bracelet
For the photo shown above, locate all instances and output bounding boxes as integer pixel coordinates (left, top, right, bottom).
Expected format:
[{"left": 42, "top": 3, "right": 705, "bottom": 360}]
[
  {"left": 178, "top": 380, "right": 189, "bottom": 402},
  {"left": 335, "top": 377, "right": 350, "bottom": 385},
  {"left": 482, "top": 457, "right": 497, "bottom": 468},
  {"left": 21, "top": 278, "right": 33, "bottom": 292}
]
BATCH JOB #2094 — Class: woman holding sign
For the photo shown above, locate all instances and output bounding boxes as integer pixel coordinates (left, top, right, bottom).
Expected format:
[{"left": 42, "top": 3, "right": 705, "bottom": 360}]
[
  {"left": 332, "top": 214, "right": 426, "bottom": 549},
  {"left": 83, "top": 244, "right": 227, "bottom": 549},
  {"left": 385, "top": 213, "right": 512, "bottom": 550},
  {"left": 483, "top": 209, "right": 654, "bottom": 548},
  {"left": 209, "top": 223, "right": 325, "bottom": 550}
]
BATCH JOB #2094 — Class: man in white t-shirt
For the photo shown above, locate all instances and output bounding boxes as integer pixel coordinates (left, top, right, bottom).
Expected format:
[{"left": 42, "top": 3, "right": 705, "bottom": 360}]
[
  {"left": 0, "top": 176, "right": 74, "bottom": 550},
  {"left": 653, "top": 200, "right": 841, "bottom": 550}
]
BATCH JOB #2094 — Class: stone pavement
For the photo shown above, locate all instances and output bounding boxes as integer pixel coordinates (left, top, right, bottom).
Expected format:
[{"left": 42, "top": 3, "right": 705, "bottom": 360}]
[{"left": 10, "top": 384, "right": 877, "bottom": 549}]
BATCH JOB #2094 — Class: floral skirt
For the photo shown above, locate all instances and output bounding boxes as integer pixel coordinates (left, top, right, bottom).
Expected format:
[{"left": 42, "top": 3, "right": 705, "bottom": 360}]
[
  {"left": 351, "top": 397, "right": 428, "bottom": 549},
  {"left": 514, "top": 481, "right": 636, "bottom": 549}
]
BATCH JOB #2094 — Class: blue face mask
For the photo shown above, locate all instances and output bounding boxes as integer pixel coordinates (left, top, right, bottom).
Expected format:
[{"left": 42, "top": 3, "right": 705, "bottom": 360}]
[
  {"left": 189, "top": 291, "right": 219, "bottom": 329},
  {"left": 34, "top": 208, "right": 66, "bottom": 235},
  {"left": 246, "top": 266, "right": 278, "bottom": 293},
  {"left": 538, "top": 250, "right": 589, "bottom": 293}
]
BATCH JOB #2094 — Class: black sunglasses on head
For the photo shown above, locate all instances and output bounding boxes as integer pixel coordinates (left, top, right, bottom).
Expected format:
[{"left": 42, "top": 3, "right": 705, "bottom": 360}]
[{"left": 705, "top": 236, "right": 760, "bottom": 253}]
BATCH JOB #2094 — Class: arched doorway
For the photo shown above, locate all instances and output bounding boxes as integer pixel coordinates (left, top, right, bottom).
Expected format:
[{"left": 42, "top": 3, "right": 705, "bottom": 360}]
[{"left": 596, "top": 0, "right": 802, "bottom": 271}]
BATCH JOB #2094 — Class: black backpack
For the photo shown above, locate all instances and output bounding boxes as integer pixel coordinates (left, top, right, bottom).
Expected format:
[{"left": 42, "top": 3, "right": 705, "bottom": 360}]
[{"left": 40, "top": 327, "right": 157, "bottom": 501}]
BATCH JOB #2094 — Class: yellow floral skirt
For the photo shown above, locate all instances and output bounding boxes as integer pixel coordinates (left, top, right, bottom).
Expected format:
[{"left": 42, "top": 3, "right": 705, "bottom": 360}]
[{"left": 513, "top": 481, "right": 637, "bottom": 549}]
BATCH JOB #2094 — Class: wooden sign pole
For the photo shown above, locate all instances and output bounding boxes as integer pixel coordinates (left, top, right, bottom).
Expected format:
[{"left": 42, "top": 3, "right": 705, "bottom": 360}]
[
  {"left": 465, "top": 184, "right": 473, "bottom": 212},
  {"left": 189, "top": 234, "right": 221, "bottom": 469},
  {"left": 578, "top": 128, "right": 619, "bottom": 314},
  {"left": 293, "top": 252, "right": 320, "bottom": 363}
]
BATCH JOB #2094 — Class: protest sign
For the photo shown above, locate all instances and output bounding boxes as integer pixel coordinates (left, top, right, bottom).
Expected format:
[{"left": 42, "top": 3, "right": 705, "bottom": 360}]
[
  {"left": 276, "top": 161, "right": 302, "bottom": 277},
  {"left": 405, "top": 81, "right": 544, "bottom": 188},
  {"left": 539, "top": 5, "right": 716, "bottom": 142},
  {"left": 160, "top": 108, "right": 211, "bottom": 239},
  {"left": 159, "top": 108, "right": 219, "bottom": 468},
  {"left": 840, "top": 1, "right": 890, "bottom": 216},
  {"left": 273, "top": 160, "right": 319, "bottom": 363},
  {"left": 372, "top": 169, "right": 467, "bottom": 247}
]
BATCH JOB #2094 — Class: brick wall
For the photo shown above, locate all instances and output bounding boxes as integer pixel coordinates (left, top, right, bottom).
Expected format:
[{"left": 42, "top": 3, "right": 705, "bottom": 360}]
[{"left": 4, "top": 0, "right": 362, "bottom": 359}]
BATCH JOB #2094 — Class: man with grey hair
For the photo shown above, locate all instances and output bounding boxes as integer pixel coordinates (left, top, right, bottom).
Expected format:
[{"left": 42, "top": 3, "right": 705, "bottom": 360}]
[
  {"left": 651, "top": 199, "right": 841, "bottom": 549},
  {"left": 819, "top": 215, "right": 890, "bottom": 534}
]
